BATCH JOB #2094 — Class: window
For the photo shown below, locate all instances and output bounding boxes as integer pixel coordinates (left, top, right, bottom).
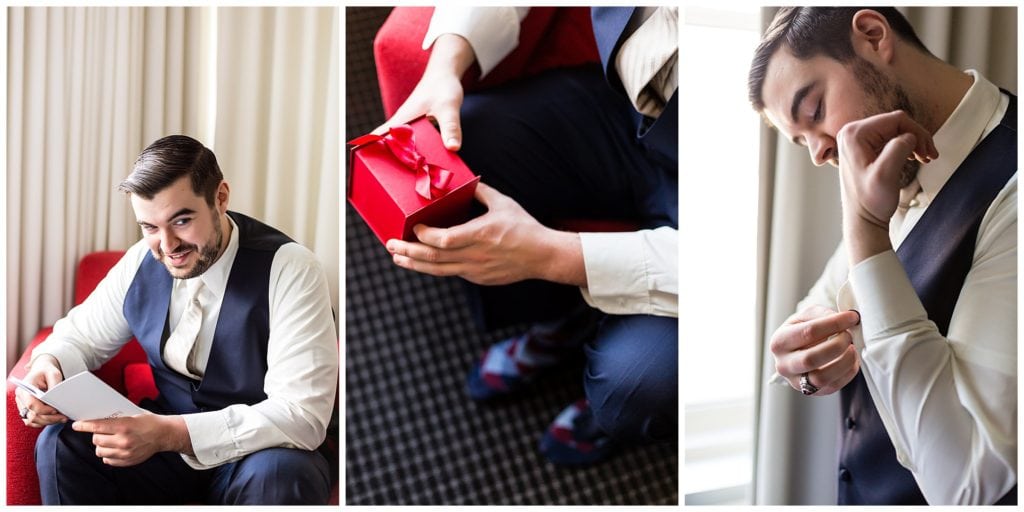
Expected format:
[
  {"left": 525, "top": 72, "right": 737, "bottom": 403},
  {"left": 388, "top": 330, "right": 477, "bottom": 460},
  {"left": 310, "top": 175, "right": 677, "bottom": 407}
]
[{"left": 679, "top": 6, "right": 762, "bottom": 505}]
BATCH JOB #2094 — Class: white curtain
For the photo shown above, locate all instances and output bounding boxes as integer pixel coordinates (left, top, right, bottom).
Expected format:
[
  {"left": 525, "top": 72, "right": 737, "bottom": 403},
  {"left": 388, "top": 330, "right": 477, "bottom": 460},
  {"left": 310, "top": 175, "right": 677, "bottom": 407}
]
[
  {"left": 7, "top": 7, "right": 210, "bottom": 372},
  {"left": 6, "top": 6, "right": 340, "bottom": 372},
  {"left": 213, "top": 7, "right": 340, "bottom": 317},
  {"left": 753, "top": 7, "right": 1017, "bottom": 505}
]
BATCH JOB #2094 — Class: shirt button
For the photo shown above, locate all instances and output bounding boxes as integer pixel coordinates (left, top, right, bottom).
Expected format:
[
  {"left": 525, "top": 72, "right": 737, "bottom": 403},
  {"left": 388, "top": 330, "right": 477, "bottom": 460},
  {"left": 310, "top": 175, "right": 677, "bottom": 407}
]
[
  {"left": 839, "top": 467, "right": 851, "bottom": 482},
  {"left": 846, "top": 417, "right": 856, "bottom": 430}
]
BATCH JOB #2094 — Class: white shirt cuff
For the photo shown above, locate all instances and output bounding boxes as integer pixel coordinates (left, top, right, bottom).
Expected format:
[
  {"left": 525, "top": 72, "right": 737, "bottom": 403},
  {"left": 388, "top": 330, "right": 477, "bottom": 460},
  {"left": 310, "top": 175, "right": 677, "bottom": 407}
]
[
  {"left": 180, "top": 410, "right": 240, "bottom": 469},
  {"left": 422, "top": 7, "right": 526, "bottom": 77},
  {"left": 847, "top": 250, "right": 929, "bottom": 348}
]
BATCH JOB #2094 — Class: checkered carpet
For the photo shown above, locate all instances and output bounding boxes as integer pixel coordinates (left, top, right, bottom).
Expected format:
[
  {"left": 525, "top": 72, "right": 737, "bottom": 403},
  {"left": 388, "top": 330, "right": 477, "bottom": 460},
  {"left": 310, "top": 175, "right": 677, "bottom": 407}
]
[{"left": 344, "top": 7, "right": 678, "bottom": 505}]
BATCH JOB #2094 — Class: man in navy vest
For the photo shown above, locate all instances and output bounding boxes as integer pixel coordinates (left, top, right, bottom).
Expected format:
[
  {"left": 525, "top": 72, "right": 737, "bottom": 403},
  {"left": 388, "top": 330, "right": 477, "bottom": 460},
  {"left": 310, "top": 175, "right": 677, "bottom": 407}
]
[
  {"left": 14, "top": 135, "right": 338, "bottom": 504},
  {"left": 380, "top": 7, "right": 677, "bottom": 465},
  {"left": 749, "top": 8, "right": 1016, "bottom": 504}
]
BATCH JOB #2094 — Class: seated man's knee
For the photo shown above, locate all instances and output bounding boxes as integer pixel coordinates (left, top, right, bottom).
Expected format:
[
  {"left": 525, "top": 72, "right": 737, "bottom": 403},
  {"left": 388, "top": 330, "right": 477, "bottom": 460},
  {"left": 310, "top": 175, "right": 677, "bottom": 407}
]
[
  {"left": 227, "top": 448, "right": 330, "bottom": 505},
  {"left": 36, "top": 422, "right": 89, "bottom": 471},
  {"left": 584, "top": 315, "right": 677, "bottom": 442}
]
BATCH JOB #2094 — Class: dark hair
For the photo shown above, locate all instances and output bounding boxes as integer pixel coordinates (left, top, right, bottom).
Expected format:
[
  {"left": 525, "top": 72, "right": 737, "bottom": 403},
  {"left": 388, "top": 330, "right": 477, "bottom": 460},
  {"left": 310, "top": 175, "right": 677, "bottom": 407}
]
[
  {"left": 748, "top": 7, "right": 930, "bottom": 112},
  {"left": 118, "top": 135, "right": 222, "bottom": 206}
]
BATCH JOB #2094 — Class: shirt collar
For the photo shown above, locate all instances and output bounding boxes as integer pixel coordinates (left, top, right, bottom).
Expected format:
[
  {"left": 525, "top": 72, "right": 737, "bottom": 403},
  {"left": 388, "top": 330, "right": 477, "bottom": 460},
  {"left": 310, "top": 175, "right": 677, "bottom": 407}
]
[
  {"left": 176, "top": 214, "right": 239, "bottom": 300},
  {"left": 914, "top": 69, "right": 1003, "bottom": 202}
]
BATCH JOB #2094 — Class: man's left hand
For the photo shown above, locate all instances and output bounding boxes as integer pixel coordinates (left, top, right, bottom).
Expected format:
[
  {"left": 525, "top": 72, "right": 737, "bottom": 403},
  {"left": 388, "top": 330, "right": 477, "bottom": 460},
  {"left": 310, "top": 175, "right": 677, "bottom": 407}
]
[
  {"left": 836, "top": 110, "right": 938, "bottom": 262},
  {"left": 386, "top": 182, "right": 586, "bottom": 286},
  {"left": 73, "top": 414, "right": 192, "bottom": 467}
]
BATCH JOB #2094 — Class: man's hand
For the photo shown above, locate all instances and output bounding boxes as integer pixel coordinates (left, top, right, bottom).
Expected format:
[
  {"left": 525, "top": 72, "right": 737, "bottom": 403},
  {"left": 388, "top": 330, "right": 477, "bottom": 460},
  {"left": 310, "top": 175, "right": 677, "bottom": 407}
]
[
  {"left": 386, "top": 183, "right": 586, "bottom": 286},
  {"left": 374, "top": 33, "right": 476, "bottom": 151},
  {"left": 14, "top": 355, "right": 68, "bottom": 428},
  {"left": 770, "top": 306, "right": 862, "bottom": 396},
  {"left": 836, "top": 110, "right": 939, "bottom": 262},
  {"left": 72, "top": 414, "right": 193, "bottom": 467}
]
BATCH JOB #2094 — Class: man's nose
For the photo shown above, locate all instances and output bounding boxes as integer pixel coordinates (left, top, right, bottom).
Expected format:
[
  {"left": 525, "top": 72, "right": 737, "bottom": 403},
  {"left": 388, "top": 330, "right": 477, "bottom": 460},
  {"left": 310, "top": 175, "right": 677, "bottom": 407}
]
[
  {"left": 159, "top": 230, "right": 180, "bottom": 253},
  {"left": 808, "top": 135, "right": 837, "bottom": 167}
]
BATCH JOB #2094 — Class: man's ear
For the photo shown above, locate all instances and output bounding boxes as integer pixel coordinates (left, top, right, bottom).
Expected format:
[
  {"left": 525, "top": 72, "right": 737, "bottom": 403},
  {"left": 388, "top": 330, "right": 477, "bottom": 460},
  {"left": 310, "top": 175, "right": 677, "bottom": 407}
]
[
  {"left": 850, "top": 9, "right": 895, "bottom": 65},
  {"left": 216, "top": 180, "right": 230, "bottom": 213}
]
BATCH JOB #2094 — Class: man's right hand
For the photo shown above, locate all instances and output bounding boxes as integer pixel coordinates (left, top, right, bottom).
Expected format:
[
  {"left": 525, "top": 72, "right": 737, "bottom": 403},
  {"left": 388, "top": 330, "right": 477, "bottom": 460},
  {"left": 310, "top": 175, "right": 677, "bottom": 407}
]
[
  {"left": 14, "top": 354, "right": 68, "bottom": 428},
  {"left": 374, "top": 33, "right": 477, "bottom": 151},
  {"left": 769, "top": 306, "right": 862, "bottom": 396}
]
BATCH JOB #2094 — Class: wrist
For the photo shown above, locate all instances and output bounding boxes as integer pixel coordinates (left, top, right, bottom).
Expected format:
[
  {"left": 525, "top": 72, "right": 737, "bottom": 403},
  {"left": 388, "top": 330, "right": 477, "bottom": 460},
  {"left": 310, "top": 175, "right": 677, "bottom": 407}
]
[
  {"left": 162, "top": 415, "right": 194, "bottom": 455},
  {"left": 844, "top": 213, "right": 893, "bottom": 264},
  {"left": 425, "top": 33, "right": 476, "bottom": 79},
  {"left": 538, "top": 230, "right": 586, "bottom": 286}
]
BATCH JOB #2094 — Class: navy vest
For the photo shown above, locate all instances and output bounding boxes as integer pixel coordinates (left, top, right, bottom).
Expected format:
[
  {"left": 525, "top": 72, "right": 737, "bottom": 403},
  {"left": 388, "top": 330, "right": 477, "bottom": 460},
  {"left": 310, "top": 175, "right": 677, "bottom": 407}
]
[
  {"left": 123, "top": 211, "right": 294, "bottom": 414},
  {"left": 838, "top": 94, "right": 1017, "bottom": 505},
  {"left": 591, "top": 7, "right": 678, "bottom": 169}
]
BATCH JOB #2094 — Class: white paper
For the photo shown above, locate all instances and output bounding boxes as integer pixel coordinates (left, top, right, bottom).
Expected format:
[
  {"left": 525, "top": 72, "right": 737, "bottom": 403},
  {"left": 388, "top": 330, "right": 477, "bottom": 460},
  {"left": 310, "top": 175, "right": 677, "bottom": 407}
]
[{"left": 9, "top": 371, "right": 146, "bottom": 421}]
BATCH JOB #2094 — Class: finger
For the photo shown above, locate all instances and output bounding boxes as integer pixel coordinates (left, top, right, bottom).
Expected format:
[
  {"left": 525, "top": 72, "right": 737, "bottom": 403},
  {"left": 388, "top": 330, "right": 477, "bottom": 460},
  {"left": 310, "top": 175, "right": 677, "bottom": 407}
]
[
  {"left": 410, "top": 221, "right": 481, "bottom": 250},
  {"left": 25, "top": 398, "right": 62, "bottom": 417},
  {"left": 95, "top": 445, "right": 130, "bottom": 459},
  {"left": 473, "top": 182, "right": 507, "bottom": 206},
  {"left": 875, "top": 132, "right": 918, "bottom": 174},
  {"left": 773, "top": 310, "right": 860, "bottom": 354},
  {"left": 889, "top": 111, "right": 938, "bottom": 161},
  {"left": 816, "top": 344, "right": 860, "bottom": 393},
  {"left": 72, "top": 420, "right": 116, "bottom": 434},
  {"left": 387, "top": 239, "right": 461, "bottom": 264},
  {"left": 43, "top": 370, "right": 64, "bottom": 390},
  {"left": 779, "top": 330, "right": 853, "bottom": 377},
  {"left": 391, "top": 253, "right": 463, "bottom": 278},
  {"left": 432, "top": 102, "right": 463, "bottom": 151},
  {"left": 786, "top": 305, "right": 838, "bottom": 324}
]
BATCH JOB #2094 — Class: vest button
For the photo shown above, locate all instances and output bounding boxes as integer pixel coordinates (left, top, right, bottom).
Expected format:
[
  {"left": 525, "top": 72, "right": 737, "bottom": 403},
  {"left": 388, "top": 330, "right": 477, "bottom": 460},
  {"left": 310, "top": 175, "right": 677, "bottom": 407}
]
[
  {"left": 846, "top": 417, "right": 856, "bottom": 429},
  {"left": 839, "top": 467, "right": 851, "bottom": 482}
]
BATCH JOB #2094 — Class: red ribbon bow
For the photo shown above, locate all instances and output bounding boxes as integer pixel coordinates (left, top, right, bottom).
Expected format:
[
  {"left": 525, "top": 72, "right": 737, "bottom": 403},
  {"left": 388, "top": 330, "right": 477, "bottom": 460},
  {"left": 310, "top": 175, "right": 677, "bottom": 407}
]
[{"left": 350, "top": 125, "right": 454, "bottom": 200}]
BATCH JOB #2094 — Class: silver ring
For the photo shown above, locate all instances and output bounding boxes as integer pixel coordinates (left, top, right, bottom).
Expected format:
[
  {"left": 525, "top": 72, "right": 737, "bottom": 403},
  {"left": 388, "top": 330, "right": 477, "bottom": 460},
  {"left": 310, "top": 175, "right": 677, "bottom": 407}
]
[
  {"left": 18, "top": 407, "right": 29, "bottom": 419},
  {"left": 800, "top": 373, "right": 820, "bottom": 396}
]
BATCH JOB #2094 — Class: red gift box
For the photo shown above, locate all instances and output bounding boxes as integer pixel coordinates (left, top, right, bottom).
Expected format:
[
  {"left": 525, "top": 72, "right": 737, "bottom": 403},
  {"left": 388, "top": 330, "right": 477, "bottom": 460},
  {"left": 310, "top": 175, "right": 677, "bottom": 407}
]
[{"left": 347, "top": 118, "right": 480, "bottom": 245}]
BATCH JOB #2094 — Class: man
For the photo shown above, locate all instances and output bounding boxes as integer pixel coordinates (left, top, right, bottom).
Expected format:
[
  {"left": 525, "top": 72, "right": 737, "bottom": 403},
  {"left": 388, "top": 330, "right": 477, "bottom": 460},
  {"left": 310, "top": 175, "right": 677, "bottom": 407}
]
[
  {"left": 14, "top": 135, "right": 338, "bottom": 504},
  {"left": 749, "top": 7, "right": 1016, "bottom": 505},
  {"left": 380, "top": 7, "right": 678, "bottom": 465}
]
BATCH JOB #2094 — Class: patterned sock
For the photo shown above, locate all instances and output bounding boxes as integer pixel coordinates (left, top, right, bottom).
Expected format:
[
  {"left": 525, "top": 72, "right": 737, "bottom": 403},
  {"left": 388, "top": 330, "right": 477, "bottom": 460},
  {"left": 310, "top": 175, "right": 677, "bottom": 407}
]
[
  {"left": 466, "top": 306, "right": 601, "bottom": 401},
  {"left": 538, "top": 399, "right": 613, "bottom": 466}
]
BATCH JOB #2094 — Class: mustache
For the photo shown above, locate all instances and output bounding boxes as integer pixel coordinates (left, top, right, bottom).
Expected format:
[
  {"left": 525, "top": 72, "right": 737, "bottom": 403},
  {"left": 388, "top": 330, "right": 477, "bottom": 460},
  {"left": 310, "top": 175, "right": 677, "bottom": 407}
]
[{"left": 159, "top": 243, "right": 197, "bottom": 257}]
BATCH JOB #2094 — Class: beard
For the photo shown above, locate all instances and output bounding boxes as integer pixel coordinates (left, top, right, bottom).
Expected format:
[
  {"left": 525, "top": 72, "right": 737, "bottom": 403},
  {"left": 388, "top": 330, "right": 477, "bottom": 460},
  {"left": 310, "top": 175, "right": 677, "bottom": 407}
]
[
  {"left": 157, "top": 210, "right": 224, "bottom": 279},
  {"left": 851, "top": 58, "right": 922, "bottom": 188}
]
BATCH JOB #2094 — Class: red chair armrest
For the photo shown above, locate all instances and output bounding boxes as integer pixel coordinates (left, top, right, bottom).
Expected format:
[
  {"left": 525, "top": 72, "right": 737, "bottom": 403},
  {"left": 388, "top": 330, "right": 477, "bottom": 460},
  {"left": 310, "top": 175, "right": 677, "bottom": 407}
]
[{"left": 374, "top": 7, "right": 598, "bottom": 118}]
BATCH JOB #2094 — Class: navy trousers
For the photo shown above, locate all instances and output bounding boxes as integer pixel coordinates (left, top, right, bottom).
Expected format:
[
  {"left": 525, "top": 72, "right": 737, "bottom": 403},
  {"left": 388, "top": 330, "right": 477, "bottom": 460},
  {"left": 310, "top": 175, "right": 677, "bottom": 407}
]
[
  {"left": 35, "top": 421, "right": 330, "bottom": 505},
  {"left": 458, "top": 64, "right": 678, "bottom": 441}
]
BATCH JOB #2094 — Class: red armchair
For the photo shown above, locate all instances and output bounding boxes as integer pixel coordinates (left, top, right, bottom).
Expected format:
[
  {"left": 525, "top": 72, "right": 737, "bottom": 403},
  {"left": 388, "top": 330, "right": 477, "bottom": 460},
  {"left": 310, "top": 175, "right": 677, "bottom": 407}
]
[
  {"left": 373, "top": 7, "right": 600, "bottom": 118},
  {"left": 6, "top": 251, "right": 156, "bottom": 505},
  {"left": 5, "top": 251, "right": 339, "bottom": 505}
]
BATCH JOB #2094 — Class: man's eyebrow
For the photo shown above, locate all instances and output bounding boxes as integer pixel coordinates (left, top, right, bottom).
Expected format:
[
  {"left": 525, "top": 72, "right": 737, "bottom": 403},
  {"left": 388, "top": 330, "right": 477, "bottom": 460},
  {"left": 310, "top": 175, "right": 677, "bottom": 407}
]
[
  {"left": 167, "top": 208, "right": 197, "bottom": 222},
  {"left": 790, "top": 82, "right": 815, "bottom": 124},
  {"left": 137, "top": 208, "right": 197, "bottom": 227}
]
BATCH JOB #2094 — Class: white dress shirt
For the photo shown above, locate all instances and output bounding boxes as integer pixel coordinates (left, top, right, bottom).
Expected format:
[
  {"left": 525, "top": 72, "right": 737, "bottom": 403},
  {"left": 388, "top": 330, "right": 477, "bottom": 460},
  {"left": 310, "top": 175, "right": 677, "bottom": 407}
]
[
  {"left": 794, "top": 71, "right": 1016, "bottom": 504},
  {"left": 32, "top": 215, "right": 339, "bottom": 469},
  {"left": 424, "top": 7, "right": 679, "bottom": 318}
]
